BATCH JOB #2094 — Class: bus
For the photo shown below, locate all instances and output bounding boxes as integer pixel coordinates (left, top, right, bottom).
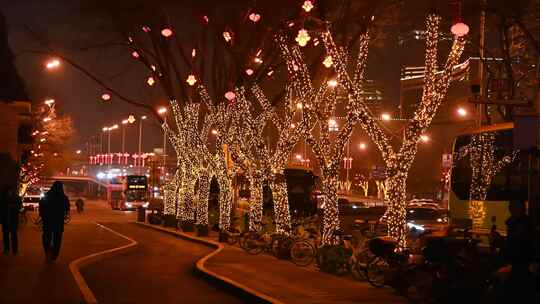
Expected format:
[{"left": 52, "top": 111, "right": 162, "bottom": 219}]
[
  {"left": 122, "top": 175, "right": 149, "bottom": 210},
  {"left": 449, "top": 122, "right": 540, "bottom": 236},
  {"left": 107, "top": 175, "right": 149, "bottom": 210}
]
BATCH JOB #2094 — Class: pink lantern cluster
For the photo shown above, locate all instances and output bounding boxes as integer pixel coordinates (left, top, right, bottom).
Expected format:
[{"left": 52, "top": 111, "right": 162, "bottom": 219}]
[
  {"left": 89, "top": 153, "right": 150, "bottom": 167},
  {"left": 343, "top": 156, "right": 353, "bottom": 170}
]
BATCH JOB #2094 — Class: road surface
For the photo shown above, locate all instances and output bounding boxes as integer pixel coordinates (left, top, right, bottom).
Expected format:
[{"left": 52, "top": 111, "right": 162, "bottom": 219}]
[{"left": 0, "top": 199, "right": 243, "bottom": 303}]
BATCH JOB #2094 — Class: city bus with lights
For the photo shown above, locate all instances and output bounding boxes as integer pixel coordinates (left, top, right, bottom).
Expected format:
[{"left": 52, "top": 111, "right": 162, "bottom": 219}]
[
  {"left": 448, "top": 122, "right": 540, "bottom": 237},
  {"left": 120, "top": 175, "right": 149, "bottom": 210}
]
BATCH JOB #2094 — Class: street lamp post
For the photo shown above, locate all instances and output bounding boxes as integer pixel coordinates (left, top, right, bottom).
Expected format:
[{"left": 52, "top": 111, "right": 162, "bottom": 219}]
[
  {"left": 138, "top": 116, "right": 147, "bottom": 155},
  {"left": 121, "top": 115, "right": 136, "bottom": 154},
  {"left": 158, "top": 107, "right": 168, "bottom": 175}
]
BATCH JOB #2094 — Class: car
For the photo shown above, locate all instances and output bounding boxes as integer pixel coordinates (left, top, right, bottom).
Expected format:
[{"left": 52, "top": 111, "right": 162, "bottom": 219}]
[
  {"left": 408, "top": 199, "right": 441, "bottom": 210},
  {"left": 23, "top": 186, "right": 46, "bottom": 210},
  {"left": 406, "top": 207, "right": 447, "bottom": 232}
]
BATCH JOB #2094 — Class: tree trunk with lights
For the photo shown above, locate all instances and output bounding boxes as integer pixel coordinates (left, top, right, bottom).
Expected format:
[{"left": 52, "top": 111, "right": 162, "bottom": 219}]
[
  {"left": 248, "top": 176, "right": 264, "bottom": 231},
  {"left": 384, "top": 170, "right": 408, "bottom": 246},
  {"left": 270, "top": 174, "right": 292, "bottom": 234},
  {"left": 196, "top": 169, "right": 210, "bottom": 226},
  {"left": 320, "top": 175, "right": 340, "bottom": 243}
]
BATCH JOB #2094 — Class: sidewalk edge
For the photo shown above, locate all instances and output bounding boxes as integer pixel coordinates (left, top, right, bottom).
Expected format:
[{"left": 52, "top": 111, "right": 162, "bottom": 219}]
[
  {"left": 69, "top": 222, "right": 138, "bottom": 304},
  {"left": 136, "top": 222, "right": 285, "bottom": 304}
]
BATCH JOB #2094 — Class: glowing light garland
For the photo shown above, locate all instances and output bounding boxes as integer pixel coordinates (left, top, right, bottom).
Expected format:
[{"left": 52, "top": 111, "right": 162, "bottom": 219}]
[
  {"left": 280, "top": 15, "right": 465, "bottom": 248},
  {"left": 462, "top": 132, "right": 518, "bottom": 229}
]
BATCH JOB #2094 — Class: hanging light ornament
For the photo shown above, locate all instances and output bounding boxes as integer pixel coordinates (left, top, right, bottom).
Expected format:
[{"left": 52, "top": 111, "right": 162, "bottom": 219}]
[
  {"left": 192, "top": 49, "right": 196, "bottom": 58},
  {"left": 186, "top": 74, "right": 197, "bottom": 86},
  {"left": 223, "top": 31, "right": 232, "bottom": 42},
  {"left": 101, "top": 93, "right": 111, "bottom": 101},
  {"left": 147, "top": 77, "right": 155, "bottom": 86},
  {"left": 245, "top": 69, "right": 254, "bottom": 76},
  {"left": 142, "top": 26, "right": 151, "bottom": 33},
  {"left": 131, "top": 51, "right": 140, "bottom": 58},
  {"left": 224, "top": 91, "right": 236, "bottom": 101},
  {"left": 296, "top": 29, "right": 311, "bottom": 47},
  {"left": 323, "top": 55, "right": 333, "bottom": 68},
  {"left": 302, "top": 0, "right": 314, "bottom": 12},
  {"left": 450, "top": 0, "right": 469, "bottom": 37},
  {"left": 249, "top": 12, "right": 261, "bottom": 23},
  {"left": 451, "top": 22, "right": 469, "bottom": 37},
  {"left": 161, "top": 28, "right": 173, "bottom": 37}
]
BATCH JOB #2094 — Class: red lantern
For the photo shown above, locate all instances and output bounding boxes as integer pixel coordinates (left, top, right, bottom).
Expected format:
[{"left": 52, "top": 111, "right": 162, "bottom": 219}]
[
  {"left": 451, "top": 22, "right": 469, "bottom": 37},
  {"left": 161, "top": 28, "right": 173, "bottom": 37}
]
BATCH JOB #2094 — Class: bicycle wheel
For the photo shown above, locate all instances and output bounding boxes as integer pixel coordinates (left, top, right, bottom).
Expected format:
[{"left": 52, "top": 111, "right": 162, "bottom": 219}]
[
  {"left": 32, "top": 214, "right": 41, "bottom": 226},
  {"left": 290, "top": 240, "right": 315, "bottom": 266},
  {"left": 245, "top": 239, "right": 264, "bottom": 255},
  {"left": 226, "top": 234, "right": 237, "bottom": 245},
  {"left": 365, "top": 258, "right": 387, "bottom": 288},
  {"left": 271, "top": 235, "right": 284, "bottom": 257}
]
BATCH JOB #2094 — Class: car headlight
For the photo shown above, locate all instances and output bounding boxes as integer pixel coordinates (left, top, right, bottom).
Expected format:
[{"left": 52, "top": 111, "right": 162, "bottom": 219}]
[
  {"left": 143, "top": 202, "right": 149, "bottom": 208},
  {"left": 407, "top": 222, "right": 425, "bottom": 231}
]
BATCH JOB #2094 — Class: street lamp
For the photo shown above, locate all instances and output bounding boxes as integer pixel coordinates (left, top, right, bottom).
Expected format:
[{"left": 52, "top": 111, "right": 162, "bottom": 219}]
[
  {"left": 381, "top": 113, "right": 391, "bottom": 121},
  {"left": 158, "top": 108, "right": 168, "bottom": 175},
  {"left": 45, "top": 58, "right": 61, "bottom": 70},
  {"left": 138, "top": 115, "right": 147, "bottom": 155},
  {"left": 457, "top": 107, "right": 468, "bottom": 117},
  {"left": 121, "top": 115, "right": 136, "bottom": 154},
  {"left": 44, "top": 99, "right": 55, "bottom": 106}
]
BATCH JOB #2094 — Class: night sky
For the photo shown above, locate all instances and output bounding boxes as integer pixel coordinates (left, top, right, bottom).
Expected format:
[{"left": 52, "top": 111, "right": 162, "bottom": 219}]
[
  {"left": 2, "top": 0, "right": 483, "bottom": 193},
  {"left": 4, "top": 0, "right": 166, "bottom": 154}
]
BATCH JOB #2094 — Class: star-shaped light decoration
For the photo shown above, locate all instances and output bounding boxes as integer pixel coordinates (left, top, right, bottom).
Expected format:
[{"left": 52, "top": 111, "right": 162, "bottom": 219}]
[
  {"left": 147, "top": 77, "right": 155, "bottom": 86},
  {"left": 245, "top": 69, "right": 254, "bottom": 76},
  {"left": 101, "top": 93, "right": 111, "bottom": 101},
  {"left": 186, "top": 74, "right": 197, "bottom": 86},
  {"left": 302, "top": 0, "right": 314, "bottom": 12},
  {"left": 323, "top": 56, "right": 333, "bottom": 68},
  {"left": 224, "top": 91, "right": 236, "bottom": 101},
  {"left": 132, "top": 51, "right": 140, "bottom": 58},
  {"left": 295, "top": 29, "right": 311, "bottom": 47},
  {"left": 223, "top": 31, "right": 232, "bottom": 42}
]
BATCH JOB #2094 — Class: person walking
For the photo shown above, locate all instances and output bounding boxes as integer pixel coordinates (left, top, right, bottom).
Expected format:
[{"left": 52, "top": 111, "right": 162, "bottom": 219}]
[
  {"left": 75, "top": 197, "right": 84, "bottom": 214},
  {"left": 496, "top": 200, "right": 536, "bottom": 303},
  {"left": 39, "top": 181, "right": 70, "bottom": 261},
  {"left": 0, "top": 186, "right": 22, "bottom": 255}
]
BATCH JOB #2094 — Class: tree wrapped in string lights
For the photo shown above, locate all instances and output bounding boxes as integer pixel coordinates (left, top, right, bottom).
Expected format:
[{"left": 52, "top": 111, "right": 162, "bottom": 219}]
[
  {"left": 454, "top": 132, "right": 518, "bottom": 228},
  {"left": 282, "top": 14, "right": 466, "bottom": 246},
  {"left": 227, "top": 84, "right": 306, "bottom": 233}
]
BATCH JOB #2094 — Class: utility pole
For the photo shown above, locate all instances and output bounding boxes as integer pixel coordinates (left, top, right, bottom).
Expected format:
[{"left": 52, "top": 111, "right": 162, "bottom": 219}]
[{"left": 478, "top": 0, "right": 487, "bottom": 127}]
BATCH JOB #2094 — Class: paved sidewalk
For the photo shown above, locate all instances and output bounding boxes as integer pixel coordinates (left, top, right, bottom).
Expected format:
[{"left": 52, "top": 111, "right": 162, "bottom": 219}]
[
  {"left": 0, "top": 200, "right": 129, "bottom": 304},
  {"left": 146, "top": 224, "right": 405, "bottom": 304}
]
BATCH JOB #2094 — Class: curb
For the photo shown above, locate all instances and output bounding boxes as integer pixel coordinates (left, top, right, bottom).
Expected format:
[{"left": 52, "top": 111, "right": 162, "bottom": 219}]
[
  {"left": 136, "top": 222, "right": 285, "bottom": 304},
  {"left": 69, "top": 222, "right": 138, "bottom": 304}
]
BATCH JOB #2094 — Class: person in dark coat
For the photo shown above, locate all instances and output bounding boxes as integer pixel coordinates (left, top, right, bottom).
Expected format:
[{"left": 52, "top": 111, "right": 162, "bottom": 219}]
[
  {"left": 39, "top": 181, "right": 70, "bottom": 261},
  {"left": 1, "top": 186, "right": 22, "bottom": 255},
  {"left": 497, "top": 200, "right": 537, "bottom": 303}
]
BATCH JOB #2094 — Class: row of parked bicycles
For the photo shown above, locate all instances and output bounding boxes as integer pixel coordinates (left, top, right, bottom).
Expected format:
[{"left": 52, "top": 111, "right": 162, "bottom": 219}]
[{"left": 219, "top": 218, "right": 539, "bottom": 303}]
